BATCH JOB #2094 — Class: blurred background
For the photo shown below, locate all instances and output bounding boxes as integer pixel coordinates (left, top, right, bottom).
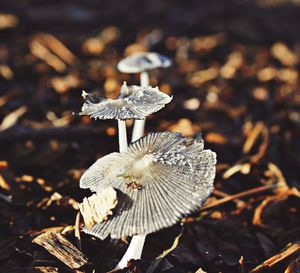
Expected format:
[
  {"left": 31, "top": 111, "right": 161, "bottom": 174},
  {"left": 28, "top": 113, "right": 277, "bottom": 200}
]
[{"left": 0, "top": 1, "right": 300, "bottom": 272}]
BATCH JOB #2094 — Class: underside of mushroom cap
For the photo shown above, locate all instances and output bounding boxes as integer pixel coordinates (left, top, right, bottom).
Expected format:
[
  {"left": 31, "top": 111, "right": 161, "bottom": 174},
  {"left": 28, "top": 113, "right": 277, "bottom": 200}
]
[
  {"left": 80, "top": 85, "right": 172, "bottom": 120},
  {"left": 117, "top": 52, "right": 172, "bottom": 73},
  {"left": 80, "top": 132, "right": 217, "bottom": 239}
]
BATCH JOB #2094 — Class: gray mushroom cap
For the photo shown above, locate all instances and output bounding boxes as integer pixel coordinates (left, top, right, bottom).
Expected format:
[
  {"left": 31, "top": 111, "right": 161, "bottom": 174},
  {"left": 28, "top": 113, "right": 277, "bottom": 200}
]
[
  {"left": 80, "top": 83, "right": 172, "bottom": 120},
  {"left": 80, "top": 131, "right": 217, "bottom": 239},
  {"left": 117, "top": 52, "right": 172, "bottom": 73}
]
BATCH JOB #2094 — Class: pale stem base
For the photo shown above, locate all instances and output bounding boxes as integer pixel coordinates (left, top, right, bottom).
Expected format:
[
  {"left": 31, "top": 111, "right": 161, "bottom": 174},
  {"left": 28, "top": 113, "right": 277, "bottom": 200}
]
[
  {"left": 116, "top": 235, "right": 146, "bottom": 269},
  {"left": 131, "top": 71, "right": 149, "bottom": 142}
]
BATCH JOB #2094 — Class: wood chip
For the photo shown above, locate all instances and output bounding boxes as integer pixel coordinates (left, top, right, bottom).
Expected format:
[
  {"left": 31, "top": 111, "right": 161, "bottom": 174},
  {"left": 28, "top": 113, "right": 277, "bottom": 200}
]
[
  {"left": 79, "top": 187, "right": 118, "bottom": 229},
  {"left": 36, "top": 33, "right": 76, "bottom": 65},
  {"left": 271, "top": 42, "right": 298, "bottom": 67},
  {"left": 0, "top": 13, "right": 18, "bottom": 29},
  {"left": 32, "top": 232, "right": 88, "bottom": 269},
  {"left": 0, "top": 106, "right": 27, "bottom": 132},
  {"left": 30, "top": 40, "right": 67, "bottom": 72},
  {"left": 25, "top": 267, "right": 59, "bottom": 273},
  {"left": 250, "top": 243, "right": 300, "bottom": 272}
]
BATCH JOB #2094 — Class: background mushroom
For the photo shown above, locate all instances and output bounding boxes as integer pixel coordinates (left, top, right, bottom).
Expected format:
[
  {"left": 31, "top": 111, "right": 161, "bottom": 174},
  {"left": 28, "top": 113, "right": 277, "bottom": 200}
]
[
  {"left": 80, "top": 131, "right": 216, "bottom": 268},
  {"left": 80, "top": 82, "right": 172, "bottom": 152},
  {"left": 117, "top": 52, "right": 172, "bottom": 142}
]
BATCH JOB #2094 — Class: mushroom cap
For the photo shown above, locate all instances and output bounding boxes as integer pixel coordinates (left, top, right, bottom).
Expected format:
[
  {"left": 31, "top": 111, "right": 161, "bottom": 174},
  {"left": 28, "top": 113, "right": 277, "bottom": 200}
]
[
  {"left": 80, "top": 132, "right": 217, "bottom": 239},
  {"left": 117, "top": 52, "right": 172, "bottom": 73},
  {"left": 80, "top": 84, "right": 172, "bottom": 120}
]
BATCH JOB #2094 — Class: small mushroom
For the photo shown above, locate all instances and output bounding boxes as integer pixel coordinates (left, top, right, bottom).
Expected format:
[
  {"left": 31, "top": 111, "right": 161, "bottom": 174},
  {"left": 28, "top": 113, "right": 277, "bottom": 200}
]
[
  {"left": 117, "top": 52, "right": 172, "bottom": 142},
  {"left": 80, "top": 83, "right": 172, "bottom": 152},
  {"left": 117, "top": 52, "right": 171, "bottom": 74},
  {"left": 80, "top": 131, "right": 216, "bottom": 238}
]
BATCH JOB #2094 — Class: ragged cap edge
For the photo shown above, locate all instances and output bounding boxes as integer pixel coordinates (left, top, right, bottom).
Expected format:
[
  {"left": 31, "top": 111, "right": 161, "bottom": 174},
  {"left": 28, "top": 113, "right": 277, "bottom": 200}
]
[
  {"left": 79, "top": 85, "right": 172, "bottom": 120},
  {"left": 79, "top": 132, "right": 217, "bottom": 239},
  {"left": 79, "top": 187, "right": 118, "bottom": 229}
]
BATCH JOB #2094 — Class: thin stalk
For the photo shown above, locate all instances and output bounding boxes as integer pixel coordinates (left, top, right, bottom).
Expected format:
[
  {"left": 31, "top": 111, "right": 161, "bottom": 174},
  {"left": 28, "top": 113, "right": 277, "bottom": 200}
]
[
  {"left": 131, "top": 71, "right": 149, "bottom": 142},
  {"left": 117, "top": 72, "right": 149, "bottom": 269},
  {"left": 116, "top": 235, "right": 146, "bottom": 269},
  {"left": 118, "top": 120, "right": 128, "bottom": 152}
]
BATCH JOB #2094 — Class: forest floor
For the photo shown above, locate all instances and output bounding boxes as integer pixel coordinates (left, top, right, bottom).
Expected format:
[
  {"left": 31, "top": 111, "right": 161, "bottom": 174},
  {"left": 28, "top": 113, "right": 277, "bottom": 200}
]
[{"left": 0, "top": 0, "right": 300, "bottom": 272}]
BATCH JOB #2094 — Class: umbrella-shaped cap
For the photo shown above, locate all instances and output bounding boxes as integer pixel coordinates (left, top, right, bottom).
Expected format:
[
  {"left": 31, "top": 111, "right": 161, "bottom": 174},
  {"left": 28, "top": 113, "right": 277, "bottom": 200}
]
[
  {"left": 117, "top": 52, "right": 171, "bottom": 73},
  {"left": 80, "top": 132, "right": 217, "bottom": 239},
  {"left": 80, "top": 83, "right": 172, "bottom": 120}
]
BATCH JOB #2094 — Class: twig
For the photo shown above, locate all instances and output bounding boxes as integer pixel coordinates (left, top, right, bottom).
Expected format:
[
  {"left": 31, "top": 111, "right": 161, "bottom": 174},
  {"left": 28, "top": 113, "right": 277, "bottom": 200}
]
[
  {"left": 250, "top": 243, "right": 300, "bottom": 273},
  {"left": 199, "top": 185, "right": 275, "bottom": 212}
]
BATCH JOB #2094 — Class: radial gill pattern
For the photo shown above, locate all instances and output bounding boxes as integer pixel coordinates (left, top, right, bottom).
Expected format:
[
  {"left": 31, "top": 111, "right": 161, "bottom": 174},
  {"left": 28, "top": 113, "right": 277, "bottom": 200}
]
[
  {"left": 80, "top": 132, "right": 217, "bottom": 239},
  {"left": 80, "top": 84, "right": 172, "bottom": 120}
]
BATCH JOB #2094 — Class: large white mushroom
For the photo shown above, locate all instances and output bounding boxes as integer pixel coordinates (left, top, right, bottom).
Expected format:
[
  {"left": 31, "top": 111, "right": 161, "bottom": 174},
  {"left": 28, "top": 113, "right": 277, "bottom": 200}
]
[{"left": 80, "top": 132, "right": 216, "bottom": 268}]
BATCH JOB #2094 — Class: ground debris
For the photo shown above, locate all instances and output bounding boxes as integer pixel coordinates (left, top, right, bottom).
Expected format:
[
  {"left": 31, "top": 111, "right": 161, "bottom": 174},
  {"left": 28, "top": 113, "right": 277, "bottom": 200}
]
[
  {"left": 250, "top": 243, "right": 300, "bottom": 273},
  {"left": 32, "top": 232, "right": 88, "bottom": 269}
]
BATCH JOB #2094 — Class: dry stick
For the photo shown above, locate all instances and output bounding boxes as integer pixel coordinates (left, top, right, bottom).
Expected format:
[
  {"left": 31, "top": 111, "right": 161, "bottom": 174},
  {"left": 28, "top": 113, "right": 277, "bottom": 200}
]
[
  {"left": 199, "top": 185, "right": 275, "bottom": 212},
  {"left": 131, "top": 71, "right": 149, "bottom": 142}
]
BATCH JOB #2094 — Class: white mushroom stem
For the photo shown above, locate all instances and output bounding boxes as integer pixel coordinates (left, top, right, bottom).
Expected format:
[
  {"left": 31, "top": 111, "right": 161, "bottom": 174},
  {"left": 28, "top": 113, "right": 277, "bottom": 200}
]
[
  {"left": 118, "top": 120, "right": 128, "bottom": 152},
  {"left": 116, "top": 235, "right": 146, "bottom": 269},
  {"left": 117, "top": 72, "right": 149, "bottom": 269},
  {"left": 131, "top": 71, "right": 149, "bottom": 142}
]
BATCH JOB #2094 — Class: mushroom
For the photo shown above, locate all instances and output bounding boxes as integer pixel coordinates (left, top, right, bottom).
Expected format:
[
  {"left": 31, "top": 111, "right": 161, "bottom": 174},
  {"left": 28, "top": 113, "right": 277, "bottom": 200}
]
[
  {"left": 80, "top": 82, "right": 172, "bottom": 152},
  {"left": 117, "top": 52, "right": 171, "bottom": 142},
  {"left": 80, "top": 131, "right": 217, "bottom": 268}
]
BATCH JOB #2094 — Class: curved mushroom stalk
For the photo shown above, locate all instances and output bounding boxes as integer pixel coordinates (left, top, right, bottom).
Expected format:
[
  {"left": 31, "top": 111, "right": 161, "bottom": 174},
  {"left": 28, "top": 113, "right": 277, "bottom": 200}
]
[
  {"left": 131, "top": 71, "right": 149, "bottom": 142},
  {"left": 116, "top": 235, "right": 146, "bottom": 269}
]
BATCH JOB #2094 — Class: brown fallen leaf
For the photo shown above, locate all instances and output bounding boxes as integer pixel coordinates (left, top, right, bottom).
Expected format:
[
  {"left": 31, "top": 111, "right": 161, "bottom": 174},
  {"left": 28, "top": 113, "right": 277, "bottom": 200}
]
[
  {"left": 79, "top": 187, "right": 118, "bottom": 229},
  {"left": 33, "top": 232, "right": 88, "bottom": 269},
  {"left": 250, "top": 243, "right": 300, "bottom": 273}
]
